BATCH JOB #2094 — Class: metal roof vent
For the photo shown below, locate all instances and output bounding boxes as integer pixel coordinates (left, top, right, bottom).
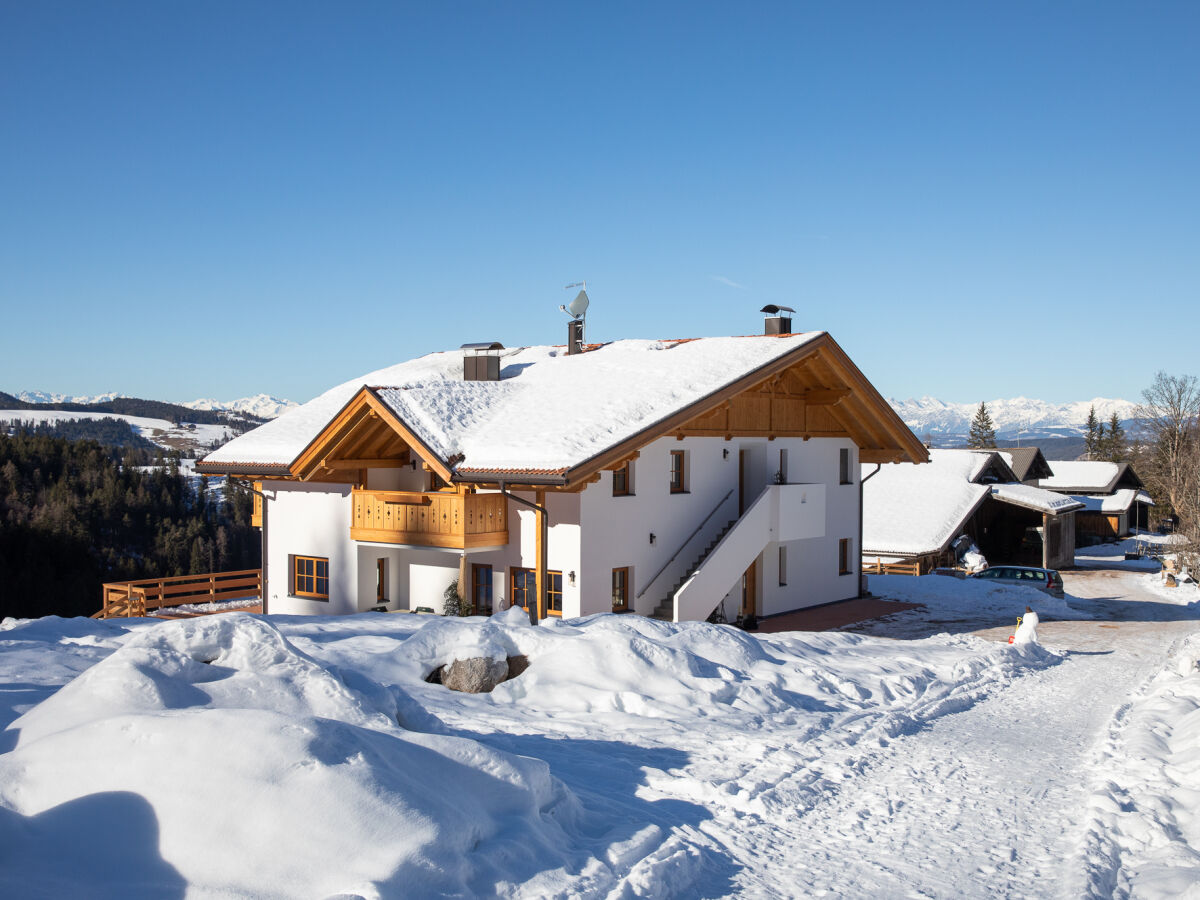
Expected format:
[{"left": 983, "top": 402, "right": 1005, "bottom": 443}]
[
  {"left": 760, "top": 304, "right": 795, "bottom": 335},
  {"left": 461, "top": 342, "right": 503, "bottom": 381}
]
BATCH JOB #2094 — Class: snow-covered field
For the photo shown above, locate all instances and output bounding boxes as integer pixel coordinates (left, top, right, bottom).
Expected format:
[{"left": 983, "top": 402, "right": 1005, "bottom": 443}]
[
  {"left": 2, "top": 547, "right": 1199, "bottom": 898},
  {"left": 0, "top": 408, "right": 233, "bottom": 453}
]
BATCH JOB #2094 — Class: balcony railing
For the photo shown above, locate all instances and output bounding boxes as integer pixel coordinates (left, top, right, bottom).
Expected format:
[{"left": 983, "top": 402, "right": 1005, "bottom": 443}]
[
  {"left": 350, "top": 489, "right": 509, "bottom": 549},
  {"left": 95, "top": 569, "right": 263, "bottom": 619}
]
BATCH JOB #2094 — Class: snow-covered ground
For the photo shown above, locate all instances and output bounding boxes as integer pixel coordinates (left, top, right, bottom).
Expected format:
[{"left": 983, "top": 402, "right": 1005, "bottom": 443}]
[{"left": 2, "top": 543, "right": 1199, "bottom": 897}]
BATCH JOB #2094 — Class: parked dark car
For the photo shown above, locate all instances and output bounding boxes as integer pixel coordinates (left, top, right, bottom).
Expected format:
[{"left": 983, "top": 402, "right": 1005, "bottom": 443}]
[{"left": 969, "top": 566, "right": 1065, "bottom": 598}]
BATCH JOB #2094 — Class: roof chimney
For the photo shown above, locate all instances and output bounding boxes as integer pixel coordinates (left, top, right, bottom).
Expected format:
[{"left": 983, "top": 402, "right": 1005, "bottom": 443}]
[
  {"left": 560, "top": 286, "right": 590, "bottom": 355},
  {"left": 461, "top": 342, "right": 503, "bottom": 381},
  {"left": 760, "top": 304, "right": 795, "bottom": 335}
]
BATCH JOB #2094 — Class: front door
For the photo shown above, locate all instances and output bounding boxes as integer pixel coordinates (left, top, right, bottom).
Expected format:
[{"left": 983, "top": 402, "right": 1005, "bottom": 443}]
[{"left": 740, "top": 561, "right": 757, "bottom": 619}]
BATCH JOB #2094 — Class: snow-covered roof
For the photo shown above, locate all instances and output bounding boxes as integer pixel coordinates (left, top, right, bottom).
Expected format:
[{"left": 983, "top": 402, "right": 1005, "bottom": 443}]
[
  {"left": 203, "top": 334, "right": 825, "bottom": 474},
  {"left": 1039, "top": 460, "right": 1122, "bottom": 493},
  {"left": 989, "top": 483, "right": 1085, "bottom": 515},
  {"left": 1071, "top": 488, "right": 1155, "bottom": 514},
  {"left": 862, "top": 449, "right": 995, "bottom": 557},
  {"left": 999, "top": 447, "right": 1053, "bottom": 482}
]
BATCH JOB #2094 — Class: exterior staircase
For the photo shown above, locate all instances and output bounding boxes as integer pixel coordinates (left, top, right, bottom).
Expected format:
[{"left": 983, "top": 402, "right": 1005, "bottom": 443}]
[{"left": 650, "top": 520, "right": 737, "bottom": 621}]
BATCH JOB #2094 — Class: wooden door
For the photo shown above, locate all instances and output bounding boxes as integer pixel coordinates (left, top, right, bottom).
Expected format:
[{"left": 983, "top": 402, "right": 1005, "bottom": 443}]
[{"left": 741, "top": 561, "right": 757, "bottom": 618}]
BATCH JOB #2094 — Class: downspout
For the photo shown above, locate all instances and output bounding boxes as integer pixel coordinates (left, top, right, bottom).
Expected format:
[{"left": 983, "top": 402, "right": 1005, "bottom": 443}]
[
  {"left": 228, "top": 478, "right": 271, "bottom": 614},
  {"left": 497, "top": 481, "right": 549, "bottom": 624},
  {"left": 858, "top": 463, "right": 881, "bottom": 598}
]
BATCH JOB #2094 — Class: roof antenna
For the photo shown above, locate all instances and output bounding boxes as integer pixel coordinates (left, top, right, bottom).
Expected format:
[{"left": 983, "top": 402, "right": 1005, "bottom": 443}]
[{"left": 560, "top": 281, "right": 590, "bottom": 354}]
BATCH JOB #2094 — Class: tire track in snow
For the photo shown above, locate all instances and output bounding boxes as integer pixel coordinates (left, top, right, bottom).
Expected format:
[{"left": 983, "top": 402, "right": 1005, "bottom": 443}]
[{"left": 712, "top": 623, "right": 1200, "bottom": 894}]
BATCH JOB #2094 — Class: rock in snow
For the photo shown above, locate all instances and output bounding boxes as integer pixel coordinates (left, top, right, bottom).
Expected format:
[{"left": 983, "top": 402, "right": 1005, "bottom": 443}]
[{"left": 440, "top": 656, "right": 511, "bottom": 693}]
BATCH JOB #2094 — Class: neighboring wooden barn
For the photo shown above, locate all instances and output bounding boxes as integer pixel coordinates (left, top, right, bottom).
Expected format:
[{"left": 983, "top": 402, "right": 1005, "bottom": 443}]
[
  {"left": 1035, "top": 460, "right": 1153, "bottom": 541},
  {"left": 862, "top": 449, "right": 1083, "bottom": 573}
]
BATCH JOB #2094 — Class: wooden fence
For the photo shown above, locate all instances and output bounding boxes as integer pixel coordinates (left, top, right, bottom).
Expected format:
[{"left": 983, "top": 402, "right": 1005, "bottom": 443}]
[
  {"left": 862, "top": 559, "right": 922, "bottom": 577},
  {"left": 95, "top": 569, "right": 262, "bottom": 619}
]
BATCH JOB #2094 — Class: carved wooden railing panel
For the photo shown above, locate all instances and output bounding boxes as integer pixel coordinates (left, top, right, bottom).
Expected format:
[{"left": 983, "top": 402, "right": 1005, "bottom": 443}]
[{"left": 350, "top": 490, "right": 508, "bottom": 548}]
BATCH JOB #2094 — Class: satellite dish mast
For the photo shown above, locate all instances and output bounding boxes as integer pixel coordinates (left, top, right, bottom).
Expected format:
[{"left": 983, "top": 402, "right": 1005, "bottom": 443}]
[{"left": 560, "top": 281, "right": 590, "bottom": 355}]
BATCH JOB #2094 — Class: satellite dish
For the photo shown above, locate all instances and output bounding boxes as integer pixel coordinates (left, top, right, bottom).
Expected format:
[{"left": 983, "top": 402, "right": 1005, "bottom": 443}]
[{"left": 566, "top": 290, "right": 589, "bottom": 320}]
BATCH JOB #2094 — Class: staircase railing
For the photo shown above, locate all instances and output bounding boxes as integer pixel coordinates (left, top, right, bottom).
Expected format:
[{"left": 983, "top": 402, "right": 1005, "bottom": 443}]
[{"left": 636, "top": 489, "right": 735, "bottom": 606}]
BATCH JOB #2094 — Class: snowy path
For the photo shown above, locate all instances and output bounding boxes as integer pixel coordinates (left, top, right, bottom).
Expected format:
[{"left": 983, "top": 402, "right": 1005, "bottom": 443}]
[
  {"left": 683, "top": 570, "right": 1200, "bottom": 897},
  {"left": 3, "top": 550, "right": 1199, "bottom": 897}
]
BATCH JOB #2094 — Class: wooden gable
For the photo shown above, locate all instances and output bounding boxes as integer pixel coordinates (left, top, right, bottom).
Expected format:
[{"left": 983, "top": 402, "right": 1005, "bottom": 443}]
[
  {"left": 661, "top": 338, "right": 925, "bottom": 465},
  {"left": 291, "top": 387, "right": 452, "bottom": 483}
]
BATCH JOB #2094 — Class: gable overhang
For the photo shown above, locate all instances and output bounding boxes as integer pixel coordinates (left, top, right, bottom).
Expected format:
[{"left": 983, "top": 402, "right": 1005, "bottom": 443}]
[
  {"left": 289, "top": 386, "right": 454, "bottom": 483},
  {"left": 194, "top": 460, "right": 291, "bottom": 477},
  {"left": 456, "top": 333, "right": 926, "bottom": 491}
]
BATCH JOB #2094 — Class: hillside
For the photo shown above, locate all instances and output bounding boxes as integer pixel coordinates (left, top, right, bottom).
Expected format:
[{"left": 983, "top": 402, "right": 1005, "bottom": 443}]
[{"left": 1, "top": 392, "right": 288, "bottom": 456}]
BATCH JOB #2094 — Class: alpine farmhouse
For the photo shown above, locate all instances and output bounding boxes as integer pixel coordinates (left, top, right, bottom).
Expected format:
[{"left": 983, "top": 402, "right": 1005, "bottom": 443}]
[{"left": 196, "top": 314, "right": 927, "bottom": 623}]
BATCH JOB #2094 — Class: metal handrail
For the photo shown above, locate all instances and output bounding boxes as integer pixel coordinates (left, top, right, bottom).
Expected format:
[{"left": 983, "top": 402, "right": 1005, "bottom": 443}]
[{"left": 636, "top": 489, "right": 735, "bottom": 601}]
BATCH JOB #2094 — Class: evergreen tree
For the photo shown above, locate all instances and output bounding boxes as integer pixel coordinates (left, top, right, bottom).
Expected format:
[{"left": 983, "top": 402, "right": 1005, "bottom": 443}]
[
  {"left": 1105, "top": 412, "right": 1127, "bottom": 461},
  {"left": 1085, "top": 405, "right": 1102, "bottom": 459},
  {"left": 967, "top": 402, "right": 997, "bottom": 449}
]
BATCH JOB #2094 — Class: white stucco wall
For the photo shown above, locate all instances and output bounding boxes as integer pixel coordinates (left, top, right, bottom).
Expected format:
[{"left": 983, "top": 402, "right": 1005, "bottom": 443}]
[
  {"left": 263, "top": 482, "right": 356, "bottom": 615},
  {"left": 580, "top": 436, "right": 860, "bottom": 621},
  {"left": 265, "top": 482, "right": 463, "bottom": 615},
  {"left": 261, "top": 437, "right": 860, "bottom": 622},
  {"left": 579, "top": 437, "right": 739, "bottom": 616},
  {"left": 467, "top": 490, "right": 582, "bottom": 618}
]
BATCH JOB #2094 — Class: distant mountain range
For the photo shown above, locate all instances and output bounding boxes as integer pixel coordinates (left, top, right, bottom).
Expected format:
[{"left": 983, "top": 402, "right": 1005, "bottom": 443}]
[
  {"left": 8, "top": 388, "right": 1139, "bottom": 453},
  {"left": 182, "top": 394, "right": 298, "bottom": 419},
  {"left": 13, "top": 391, "right": 297, "bottom": 420},
  {"left": 889, "top": 396, "right": 1139, "bottom": 445}
]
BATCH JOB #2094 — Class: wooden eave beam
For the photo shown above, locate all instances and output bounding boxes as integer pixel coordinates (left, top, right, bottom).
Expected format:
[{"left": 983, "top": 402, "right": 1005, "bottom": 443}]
[
  {"left": 819, "top": 339, "right": 928, "bottom": 465},
  {"left": 321, "top": 454, "right": 411, "bottom": 469},
  {"left": 603, "top": 450, "right": 640, "bottom": 471}
]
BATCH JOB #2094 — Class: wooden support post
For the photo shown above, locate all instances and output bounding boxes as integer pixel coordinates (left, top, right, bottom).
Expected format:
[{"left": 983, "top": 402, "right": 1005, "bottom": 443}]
[{"left": 535, "top": 489, "right": 547, "bottom": 622}]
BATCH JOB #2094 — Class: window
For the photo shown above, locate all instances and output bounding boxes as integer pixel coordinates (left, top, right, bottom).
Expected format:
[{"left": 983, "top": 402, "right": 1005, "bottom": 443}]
[
  {"left": 613, "top": 461, "right": 633, "bottom": 497},
  {"left": 510, "top": 567, "right": 563, "bottom": 616},
  {"left": 511, "top": 568, "right": 536, "bottom": 611},
  {"left": 612, "top": 567, "right": 630, "bottom": 611},
  {"left": 778, "top": 546, "right": 787, "bottom": 586},
  {"left": 376, "top": 558, "right": 387, "bottom": 604},
  {"left": 839, "top": 539, "right": 852, "bottom": 576},
  {"left": 778, "top": 449, "right": 788, "bottom": 484},
  {"left": 293, "top": 555, "right": 329, "bottom": 600},
  {"left": 472, "top": 564, "right": 493, "bottom": 616},
  {"left": 840, "top": 448, "right": 852, "bottom": 485},
  {"left": 546, "top": 571, "right": 563, "bottom": 615},
  {"left": 670, "top": 450, "right": 686, "bottom": 493}
]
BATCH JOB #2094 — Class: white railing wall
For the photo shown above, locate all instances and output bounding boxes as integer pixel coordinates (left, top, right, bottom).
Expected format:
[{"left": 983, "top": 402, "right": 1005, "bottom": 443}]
[{"left": 674, "top": 483, "right": 826, "bottom": 622}]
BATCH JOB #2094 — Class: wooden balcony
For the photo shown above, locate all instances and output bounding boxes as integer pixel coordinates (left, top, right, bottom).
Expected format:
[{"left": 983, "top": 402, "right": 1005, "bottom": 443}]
[{"left": 350, "top": 489, "right": 509, "bottom": 549}]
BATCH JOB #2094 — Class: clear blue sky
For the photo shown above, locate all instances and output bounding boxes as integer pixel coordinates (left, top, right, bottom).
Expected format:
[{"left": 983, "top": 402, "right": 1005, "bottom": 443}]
[{"left": 2, "top": 2, "right": 1196, "bottom": 405}]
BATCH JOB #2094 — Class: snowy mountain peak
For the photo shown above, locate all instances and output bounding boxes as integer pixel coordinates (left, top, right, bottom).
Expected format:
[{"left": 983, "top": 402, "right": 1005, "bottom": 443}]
[
  {"left": 183, "top": 394, "right": 298, "bottom": 419},
  {"left": 17, "top": 390, "right": 124, "bottom": 405},
  {"left": 889, "top": 396, "right": 1139, "bottom": 443}
]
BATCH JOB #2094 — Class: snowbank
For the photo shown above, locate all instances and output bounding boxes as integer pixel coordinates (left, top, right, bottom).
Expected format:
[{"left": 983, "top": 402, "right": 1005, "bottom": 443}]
[
  {"left": 1074, "top": 633, "right": 1200, "bottom": 898},
  {"left": 0, "top": 608, "right": 1064, "bottom": 896},
  {"left": 0, "top": 616, "right": 581, "bottom": 898}
]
